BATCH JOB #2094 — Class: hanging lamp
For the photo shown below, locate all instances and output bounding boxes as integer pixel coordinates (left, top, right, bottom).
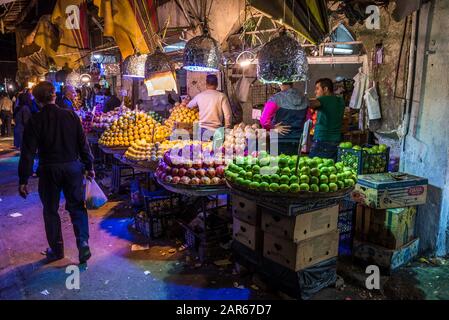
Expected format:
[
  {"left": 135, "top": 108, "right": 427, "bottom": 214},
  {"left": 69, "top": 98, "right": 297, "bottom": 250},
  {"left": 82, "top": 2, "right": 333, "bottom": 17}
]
[
  {"left": 122, "top": 53, "right": 148, "bottom": 78},
  {"left": 144, "top": 48, "right": 178, "bottom": 95},
  {"left": 183, "top": 30, "right": 221, "bottom": 72},
  {"left": 257, "top": 31, "right": 308, "bottom": 84},
  {"left": 66, "top": 71, "right": 81, "bottom": 87}
]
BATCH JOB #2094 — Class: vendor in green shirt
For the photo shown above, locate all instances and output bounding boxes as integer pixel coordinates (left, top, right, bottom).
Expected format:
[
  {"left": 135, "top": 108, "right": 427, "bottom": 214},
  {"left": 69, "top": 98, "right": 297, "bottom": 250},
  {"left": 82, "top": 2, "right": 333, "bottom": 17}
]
[{"left": 309, "top": 78, "right": 345, "bottom": 161}]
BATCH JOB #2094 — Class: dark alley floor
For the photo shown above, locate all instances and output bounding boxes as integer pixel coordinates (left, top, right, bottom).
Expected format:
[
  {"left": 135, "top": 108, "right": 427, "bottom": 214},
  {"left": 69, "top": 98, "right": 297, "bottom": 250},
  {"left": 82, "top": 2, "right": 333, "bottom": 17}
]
[{"left": 0, "top": 137, "right": 446, "bottom": 300}]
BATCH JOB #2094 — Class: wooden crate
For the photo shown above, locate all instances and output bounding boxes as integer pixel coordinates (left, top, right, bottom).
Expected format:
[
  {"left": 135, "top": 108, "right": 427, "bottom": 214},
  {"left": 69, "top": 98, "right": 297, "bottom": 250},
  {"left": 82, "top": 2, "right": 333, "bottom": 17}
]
[
  {"left": 355, "top": 205, "right": 416, "bottom": 250},
  {"left": 231, "top": 194, "right": 260, "bottom": 226},
  {"left": 263, "top": 230, "right": 339, "bottom": 272},
  {"left": 261, "top": 205, "right": 339, "bottom": 243},
  {"left": 233, "top": 217, "right": 263, "bottom": 251}
]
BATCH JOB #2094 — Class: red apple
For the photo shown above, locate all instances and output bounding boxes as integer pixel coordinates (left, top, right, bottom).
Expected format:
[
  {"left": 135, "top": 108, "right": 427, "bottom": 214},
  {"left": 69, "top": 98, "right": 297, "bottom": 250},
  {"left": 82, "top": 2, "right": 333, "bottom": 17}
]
[
  {"left": 171, "top": 167, "right": 179, "bottom": 176},
  {"left": 187, "top": 168, "right": 197, "bottom": 178},
  {"left": 192, "top": 161, "right": 202, "bottom": 169},
  {"left": 164, "top": 175, "right": 173, "bottom": 183},
  {"left": 215, "top": 165, "right": 225, "bottom": 177},
  {"left": 201, "top": 176, "right": 211, "bottom": 185},
  {"left": 196, "top": 168, "right": 206, "bottom": 178},
  {"left": 180, "top": 176, "right": 191, "bottom": 185},
  {"left": 172, "top": 176, "right": 181, "bottom": 184},
  {"left": 178, "top": 168, "right": 187, "bottom": 177},
  {"left": 165, "top": 166, "right": 172, "bottom": 174},
  {"left": 190, "top": 177, "right": 201, "bottom": 185},
  {"left": 206, "top": 168, "right": 216, "bottom": 178},
  {"left": 211, "top": 177, "right": 221, "bottom": 185}
]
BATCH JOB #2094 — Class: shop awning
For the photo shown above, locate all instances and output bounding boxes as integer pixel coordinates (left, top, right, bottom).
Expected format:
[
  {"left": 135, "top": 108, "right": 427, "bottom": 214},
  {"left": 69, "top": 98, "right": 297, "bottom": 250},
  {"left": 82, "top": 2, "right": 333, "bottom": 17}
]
[{"left": 250, "top": 0, "right": 329, "bottom": 44}]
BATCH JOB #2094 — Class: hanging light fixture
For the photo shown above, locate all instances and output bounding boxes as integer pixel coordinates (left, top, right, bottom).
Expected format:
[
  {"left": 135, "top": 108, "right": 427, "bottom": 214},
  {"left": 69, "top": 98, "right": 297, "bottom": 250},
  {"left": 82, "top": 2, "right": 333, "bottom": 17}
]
[
  {"left": 183, "top": 33, "right": 221, "bottom": 72},
  {"left": 257, "top": 31, "right": 308, "bottom": 84},
  {"left": 144, "top": 48, "right": 178, "bottom": 95},
  {"left": 122, "top": 53, "right": 148, "bottom": 78},
  {"left": 66, "top": 71, "right": 81, "bottom": 87}
]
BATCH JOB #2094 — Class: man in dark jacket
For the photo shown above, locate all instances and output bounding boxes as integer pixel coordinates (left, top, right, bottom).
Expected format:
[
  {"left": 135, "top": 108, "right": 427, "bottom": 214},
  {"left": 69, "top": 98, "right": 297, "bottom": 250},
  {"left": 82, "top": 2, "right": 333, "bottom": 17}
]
[{"left": 18, "top": 81, "right": 95, "bottom": 264}]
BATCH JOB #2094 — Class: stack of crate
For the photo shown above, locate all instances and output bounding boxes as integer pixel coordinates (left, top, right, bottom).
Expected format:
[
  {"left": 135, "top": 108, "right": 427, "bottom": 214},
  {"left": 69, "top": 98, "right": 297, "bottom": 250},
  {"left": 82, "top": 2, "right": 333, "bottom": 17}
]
[
  {"left": 231, "top": 194, "right": 340, "bottom": 298},
  {"left": 351, "top": 172, "right": 428, "bottom": 272}
]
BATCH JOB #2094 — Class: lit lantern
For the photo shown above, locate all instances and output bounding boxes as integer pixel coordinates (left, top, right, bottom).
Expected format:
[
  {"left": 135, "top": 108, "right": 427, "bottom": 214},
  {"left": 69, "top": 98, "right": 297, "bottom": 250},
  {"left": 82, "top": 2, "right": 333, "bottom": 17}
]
[
  {"left": 144, "top": 48, "right": 178, "bottom": 95},
  {"left": 66, "top": 71, "right": 81, "bottom": 87},
  {"left": 257, "top": 31, "right": 308, "bottom": 84},
  {"left": 183, "top": 34, "right": 221, "bottom": 72},
  {"left": 122, "top": 53, "right": 147, "bottom": 78}
]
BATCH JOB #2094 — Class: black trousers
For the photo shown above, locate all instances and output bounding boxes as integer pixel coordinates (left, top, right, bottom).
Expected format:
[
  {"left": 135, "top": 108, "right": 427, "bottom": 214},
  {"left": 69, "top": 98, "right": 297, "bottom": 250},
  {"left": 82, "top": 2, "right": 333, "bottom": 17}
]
[
  {"left": 0, "top": 111, "right": 12, "bottom": 136},
  {"left": 38, "top": 161, "right": 89, "bottom": 254}
]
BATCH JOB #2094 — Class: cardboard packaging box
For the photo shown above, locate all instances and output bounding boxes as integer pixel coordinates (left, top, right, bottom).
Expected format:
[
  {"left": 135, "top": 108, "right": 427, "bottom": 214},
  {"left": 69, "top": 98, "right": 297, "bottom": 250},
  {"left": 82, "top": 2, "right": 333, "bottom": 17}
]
[
  {"left": 353, "top": 238, "right": 419, "bottom": 271},
  {"left": 261, "top": 205, "right": 339, "bottom": 243},
  {"left": 233, "top": 217, "right": 263, "bottom": 251},
  {"left": 355, "top": 205, "right": 416, "bottom": 249},
  {"left": 231, "top": 194, "right": 260, "bottom": 226},
  {"left": 351, "top": 172, "right": 428, "bottom": 209},
  {"left": 263, "top": 230, "right": 339, "bottom": 272}
]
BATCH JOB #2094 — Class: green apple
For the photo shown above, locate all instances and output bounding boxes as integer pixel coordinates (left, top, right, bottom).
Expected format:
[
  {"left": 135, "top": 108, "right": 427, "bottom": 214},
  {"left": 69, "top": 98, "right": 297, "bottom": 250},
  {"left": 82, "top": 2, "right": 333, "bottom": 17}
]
[
  {"left": 319, "top": 184, "right": 330, "bottom": 192},
  {"left": 289, "top": 183, "right": 300, "bottom": 192},
  {"left": 310, "top": 184, "right": 320, "bottom": 192},
  {"left": 279, "top": 184, "right": 290, "bottom": 193},
  {"left": 299, "top": 183, "right": 310, "bottom": 191},
  {"left": 300, "top": 175, "right": 310, "bottom": 184},
  {"left": 320, "top": 175, "right": 329, "bottom": 184},
  {"left": 269, "top": 183, "right": 280, "bottom": 192}
]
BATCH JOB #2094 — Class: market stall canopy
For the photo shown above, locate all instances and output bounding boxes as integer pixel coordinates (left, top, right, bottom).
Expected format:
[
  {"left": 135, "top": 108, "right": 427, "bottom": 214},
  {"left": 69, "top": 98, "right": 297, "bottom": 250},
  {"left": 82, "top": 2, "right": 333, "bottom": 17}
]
[
  {"left": 250, "top": 0, "right": 329, "bottom": 44},
  {"left": 93, "top": 0, "right": 159, "bottom": 59}
]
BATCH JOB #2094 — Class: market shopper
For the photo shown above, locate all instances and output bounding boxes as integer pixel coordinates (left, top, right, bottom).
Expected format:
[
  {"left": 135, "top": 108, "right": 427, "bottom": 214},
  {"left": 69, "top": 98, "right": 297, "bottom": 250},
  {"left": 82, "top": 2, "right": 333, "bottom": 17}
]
[
  {"left": 259, "top": 82, "right": 308, "bottom": 155},
  {"left": 0, "top": 92, "right": 13, "bottom": 137},
  {"left": 103, "top": 88, "right": 121, "bottom": 113},
  {"left": 57, "top": 85, "right": 77, "bottom": 111},
  {"left": 187, "top": 74, "right": 232, "bottom": 136},
  {"left": 13, "top": 93, "right": 32, "bottom": 149},
  {"left": 18, "top": 81, "right": 95, "bottom": 264},
  {"left": 308, "top": 78, "right": 345, "bottom": 160}
]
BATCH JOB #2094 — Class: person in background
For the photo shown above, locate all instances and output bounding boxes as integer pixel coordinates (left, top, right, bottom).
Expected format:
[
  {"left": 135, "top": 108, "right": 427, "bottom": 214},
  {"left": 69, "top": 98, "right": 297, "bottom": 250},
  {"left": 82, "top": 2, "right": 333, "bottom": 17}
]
[
  {"left": 90, "top": 84, "right": 101, "bottom": 108},
  {"left": 13, "top": 92, "right": 32, "bottom": 149},
  {"left": 0, "top": 92, "right": 13, "bottom": 137},
  {"left": 103, "top": 88, "right": 121, "bottom": 113},
  {"left": 18, "top": 81, "right": 94, "bottom": 264},
  {"left": 308, "top": 78, "right": 345, "bottom": 161},
  {"left": 187, "top": 74, "right": 232, "bottom": 138},
  {"left": 56, "top": 85, "right": 77, "bottom": 111},
  {"left": 260, "top": 82, "right": 308, "bottom": 155}
]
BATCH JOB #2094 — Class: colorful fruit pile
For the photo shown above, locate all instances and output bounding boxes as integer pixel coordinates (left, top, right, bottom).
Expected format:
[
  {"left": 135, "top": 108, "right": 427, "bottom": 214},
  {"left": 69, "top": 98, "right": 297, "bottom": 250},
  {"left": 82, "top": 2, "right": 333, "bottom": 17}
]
[
  {"left": 155, "top": 142, "right": 225, "bottom": 186},
  {"left": 338, "top": 142, "right": 389, "bottom": 174},
  {"left": 222, "top": 123, "right": 263, "bottom": 155},
  {"left": 124, "top": 139, "right": 196, "bottom": 162},
  {"left": 147, "top": 111, "right": 164, "bottom": 124},
  {"left": 164, "top": 102, "right": 199, "bottom": 130},
  {"left": 92, "top": 107, "right": 130, "bottom": 130},
  {"left": 98, "top": 111, "right": 171, "bottom": 147},
  {"left": 225, "top": 152, "right": 358, "bottom": 193}
]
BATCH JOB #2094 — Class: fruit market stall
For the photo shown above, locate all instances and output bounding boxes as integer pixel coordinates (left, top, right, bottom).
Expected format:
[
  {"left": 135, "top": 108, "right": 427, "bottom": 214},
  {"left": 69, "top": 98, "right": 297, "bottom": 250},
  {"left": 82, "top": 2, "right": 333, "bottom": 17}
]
[{"left": 224, "top": 152, "right": 358, "bottom": 298}]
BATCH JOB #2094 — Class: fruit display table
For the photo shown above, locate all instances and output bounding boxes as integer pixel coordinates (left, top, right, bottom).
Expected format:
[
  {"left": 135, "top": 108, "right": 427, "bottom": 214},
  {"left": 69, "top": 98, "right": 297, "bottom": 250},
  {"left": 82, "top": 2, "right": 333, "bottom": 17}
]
[{"left": 156, "top": 176, "right": 230, "bottom": 261}]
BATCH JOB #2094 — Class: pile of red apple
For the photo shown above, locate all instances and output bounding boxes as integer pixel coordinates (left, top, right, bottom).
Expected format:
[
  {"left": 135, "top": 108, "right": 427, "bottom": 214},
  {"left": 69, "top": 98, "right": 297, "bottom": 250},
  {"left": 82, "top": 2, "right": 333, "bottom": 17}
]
[{"left": 155, "top": 149, "right": 226, "bottom": 186}]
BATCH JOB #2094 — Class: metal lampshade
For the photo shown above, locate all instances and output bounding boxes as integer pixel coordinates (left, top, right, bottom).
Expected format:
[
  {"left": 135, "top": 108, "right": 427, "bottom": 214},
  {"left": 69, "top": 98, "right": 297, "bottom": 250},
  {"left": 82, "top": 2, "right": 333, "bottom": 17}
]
[
  {"left": 183, "top": 34, "right": 221, "bottom": 72},
  {"left": 66, "top": 71, "right": 81, "bottom": 87},
  {"left": 144, "top": 48, "right": 178, "bottom": 95},
  {"left": 257, "top": 32, "right": 308, "bottom": 84},
  {"left": 122, "top": 53, "right": 148, "bottom": 78},
  {"left": 145, "top": 48, "right": 175, "bottom": 79}
]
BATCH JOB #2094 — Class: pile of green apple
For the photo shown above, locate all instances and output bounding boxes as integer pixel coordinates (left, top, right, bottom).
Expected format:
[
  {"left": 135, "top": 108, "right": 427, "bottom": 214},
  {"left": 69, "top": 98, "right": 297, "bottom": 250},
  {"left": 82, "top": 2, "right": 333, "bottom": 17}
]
[
  {"left": 338, "top": 142, "right": 389, "bottom": 174},
  {"left": 225, "top": 152, "right": 358, "bottom": 194}
]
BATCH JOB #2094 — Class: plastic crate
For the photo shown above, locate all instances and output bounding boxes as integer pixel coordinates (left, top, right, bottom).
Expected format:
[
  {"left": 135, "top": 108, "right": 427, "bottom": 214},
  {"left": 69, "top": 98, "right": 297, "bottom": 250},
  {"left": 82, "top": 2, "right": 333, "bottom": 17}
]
[
  {"left": 134, "top": 211, "right": 164, "bottom": 239},
  {"left": 338, "top": 198, "right": 356, "bottom": 256},
  {"left": 337, "top": 144, "right": 390, "bottom": 174},
  {"left": 143, "top": 192, "right": 181, "bottom": 217}
]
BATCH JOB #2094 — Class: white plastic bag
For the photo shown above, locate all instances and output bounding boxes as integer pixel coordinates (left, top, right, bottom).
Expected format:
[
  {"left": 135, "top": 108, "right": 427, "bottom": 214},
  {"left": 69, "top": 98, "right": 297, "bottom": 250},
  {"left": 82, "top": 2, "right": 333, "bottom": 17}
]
[{"left": 85, "top": 179, "right": 107, "bottom": 209}]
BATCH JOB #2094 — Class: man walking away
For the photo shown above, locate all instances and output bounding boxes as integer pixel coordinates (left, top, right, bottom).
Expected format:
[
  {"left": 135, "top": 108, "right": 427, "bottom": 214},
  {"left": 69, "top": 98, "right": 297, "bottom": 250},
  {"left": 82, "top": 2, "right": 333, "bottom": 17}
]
[{"left": 18, "top": 81, "right": 95, "bottom": 264}]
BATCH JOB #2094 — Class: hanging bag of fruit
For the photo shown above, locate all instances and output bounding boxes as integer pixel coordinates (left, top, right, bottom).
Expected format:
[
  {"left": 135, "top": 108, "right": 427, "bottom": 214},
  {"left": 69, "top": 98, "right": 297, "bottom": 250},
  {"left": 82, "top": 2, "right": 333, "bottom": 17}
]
[{"left": 85, "top": 179, "right": 108, "bottom": 209}]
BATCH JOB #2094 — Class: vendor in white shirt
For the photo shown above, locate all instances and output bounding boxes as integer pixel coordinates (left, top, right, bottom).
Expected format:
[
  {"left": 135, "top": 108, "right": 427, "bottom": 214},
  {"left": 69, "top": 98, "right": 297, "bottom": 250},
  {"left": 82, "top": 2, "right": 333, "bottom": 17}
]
[{"left": 187, "top": 74, "right": 232, "bottom": 137}]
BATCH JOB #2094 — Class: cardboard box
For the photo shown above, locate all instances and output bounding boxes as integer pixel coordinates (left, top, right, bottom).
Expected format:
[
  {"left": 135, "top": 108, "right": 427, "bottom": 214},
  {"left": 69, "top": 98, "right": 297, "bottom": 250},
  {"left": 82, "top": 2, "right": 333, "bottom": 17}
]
[
  {"left": 233, "top": 217, "right": 262, "bottom": 251},
  {"left": 353, "top": 238, "right": 419, "bottom": 271},
  {"left": 351, "top": 172, "right": 428, "bottom": 209},
  {"left": 355, "top": 205, "right": 416, "bottom": 249},
  {"left": 231, "top": 194, "right": 260, "bottom": 226},
  {"left": 263, "top": 230, "right": 339, "bottom": 272},
  {"left": 261, "top": 205, "right": 339, "bottom": 243}
]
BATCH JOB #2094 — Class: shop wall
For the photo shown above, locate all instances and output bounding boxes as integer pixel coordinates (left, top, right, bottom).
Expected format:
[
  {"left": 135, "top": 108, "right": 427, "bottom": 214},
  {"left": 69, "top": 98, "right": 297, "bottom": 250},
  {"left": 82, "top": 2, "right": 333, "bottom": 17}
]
[
  {"left": 401, "top": 0, "right": 449, "bottom": 256},
  {"left": 349, "top": 4, "right": 409, "bottom": 135}
]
